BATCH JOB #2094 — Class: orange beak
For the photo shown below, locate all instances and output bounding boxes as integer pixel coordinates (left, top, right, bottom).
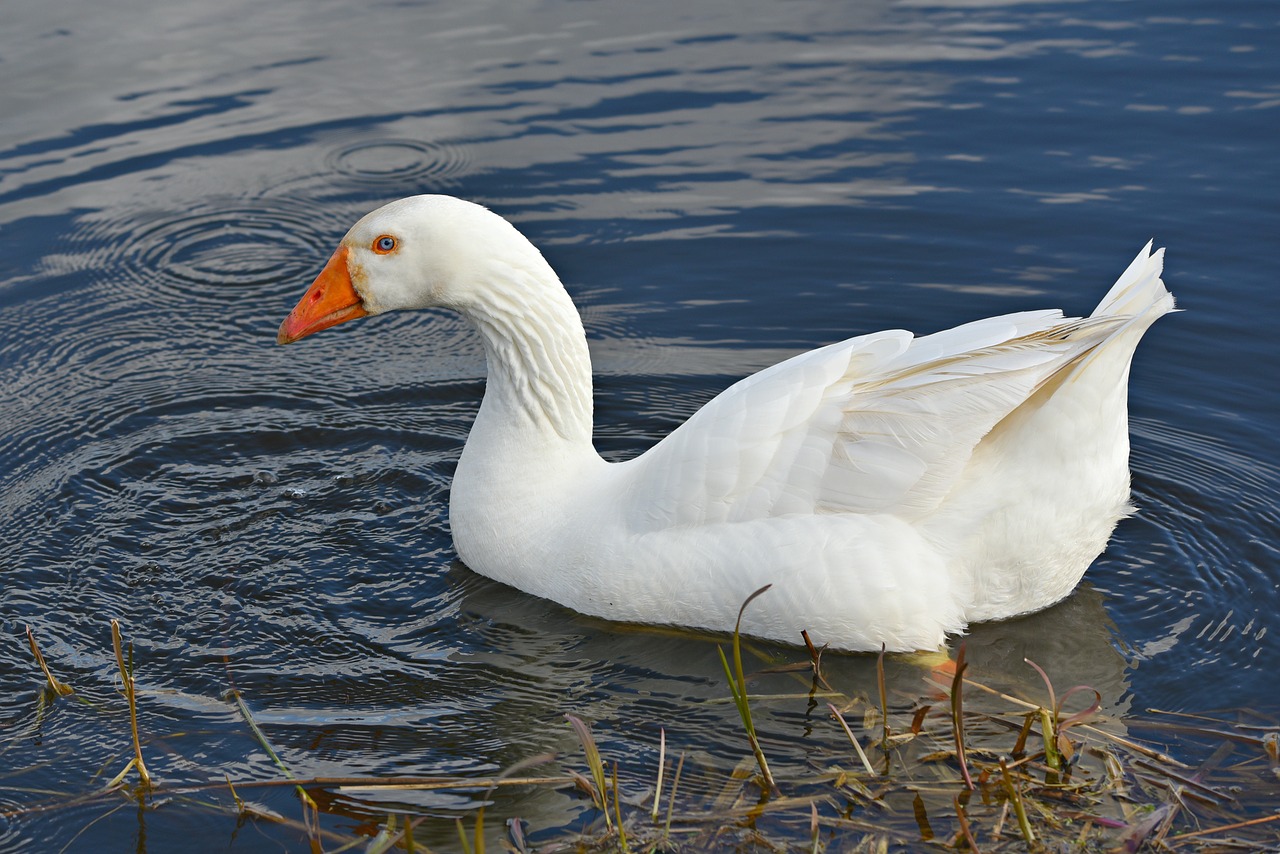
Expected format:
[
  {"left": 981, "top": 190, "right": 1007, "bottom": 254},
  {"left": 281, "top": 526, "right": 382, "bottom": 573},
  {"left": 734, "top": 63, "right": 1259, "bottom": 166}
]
[{"left": 276, "top": 246, "right": 369, "bottom": 344}]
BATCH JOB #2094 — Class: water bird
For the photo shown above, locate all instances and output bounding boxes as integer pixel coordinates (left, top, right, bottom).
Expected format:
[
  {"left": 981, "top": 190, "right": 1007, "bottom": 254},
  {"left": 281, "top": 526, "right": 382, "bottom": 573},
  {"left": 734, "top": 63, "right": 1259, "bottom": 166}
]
[{"left": 277, "top": 195, "right": 1173, "bottom": 652}]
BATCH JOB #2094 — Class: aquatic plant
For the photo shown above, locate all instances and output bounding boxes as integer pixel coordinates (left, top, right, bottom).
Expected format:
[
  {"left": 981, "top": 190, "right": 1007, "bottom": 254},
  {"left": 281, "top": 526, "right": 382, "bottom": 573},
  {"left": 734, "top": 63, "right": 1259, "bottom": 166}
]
[{"left": 7, "top": 621, "right": 1280, "bottom": 852}]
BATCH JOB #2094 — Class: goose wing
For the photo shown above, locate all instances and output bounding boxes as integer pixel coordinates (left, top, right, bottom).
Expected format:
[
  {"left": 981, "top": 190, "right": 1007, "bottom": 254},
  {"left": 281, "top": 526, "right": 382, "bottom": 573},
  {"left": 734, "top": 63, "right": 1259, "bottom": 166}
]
[{"left": 619, "top": 308, "right": 1126, "bottom": 530}]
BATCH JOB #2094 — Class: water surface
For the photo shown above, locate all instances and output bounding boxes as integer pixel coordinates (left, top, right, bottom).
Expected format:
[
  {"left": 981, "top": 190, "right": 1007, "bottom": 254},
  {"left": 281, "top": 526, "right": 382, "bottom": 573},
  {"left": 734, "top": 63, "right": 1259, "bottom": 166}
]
[{"left": 1, "top": 0, "right": 1277, "bottom": 849}]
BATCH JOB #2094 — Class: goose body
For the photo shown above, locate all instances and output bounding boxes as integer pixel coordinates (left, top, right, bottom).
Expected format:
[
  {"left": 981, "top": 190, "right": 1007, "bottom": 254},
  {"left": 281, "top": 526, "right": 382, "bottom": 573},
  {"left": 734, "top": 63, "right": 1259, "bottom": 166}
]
[{"left": 278, "top": 195, "right": 1174, "bottom": 652}]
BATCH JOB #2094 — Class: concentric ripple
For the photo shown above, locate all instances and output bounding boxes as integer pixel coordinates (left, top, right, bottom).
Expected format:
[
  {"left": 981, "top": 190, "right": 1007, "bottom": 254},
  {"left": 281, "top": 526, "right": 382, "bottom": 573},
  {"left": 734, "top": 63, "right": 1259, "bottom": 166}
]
[
  {"left": 1103, "top": 419, "right": 1280, "bottom": 709},
  {"left": 324, "top": 138, "right": 473, "bottom": 186},
  {"left": 49, "top": 194, "right": 349, "bottom": 307}
]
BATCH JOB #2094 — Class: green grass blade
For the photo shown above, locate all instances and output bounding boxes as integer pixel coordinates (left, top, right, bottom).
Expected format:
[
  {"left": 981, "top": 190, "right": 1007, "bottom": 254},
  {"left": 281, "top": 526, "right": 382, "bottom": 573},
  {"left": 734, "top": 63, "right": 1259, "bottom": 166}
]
[
  {"left": 565, "top": 713, "right": 612, "bottom": 830},
  {"left": 718, "top": 585, "right": 778, "bottom": 795}
]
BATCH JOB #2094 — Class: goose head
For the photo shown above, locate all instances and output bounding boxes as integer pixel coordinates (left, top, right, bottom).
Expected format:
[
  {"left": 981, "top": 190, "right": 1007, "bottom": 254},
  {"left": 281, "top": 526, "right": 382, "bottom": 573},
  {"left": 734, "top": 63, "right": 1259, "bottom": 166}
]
[{"left": 277, "top": 195, "right": 552, "bottom": 345}]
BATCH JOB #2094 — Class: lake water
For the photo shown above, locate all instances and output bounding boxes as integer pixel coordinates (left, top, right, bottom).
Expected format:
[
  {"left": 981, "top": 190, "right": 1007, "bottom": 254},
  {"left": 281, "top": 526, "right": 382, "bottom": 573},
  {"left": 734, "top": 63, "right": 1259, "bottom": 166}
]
[{"left": 1, "top": 0, "right": 1277, "bottom": 850}]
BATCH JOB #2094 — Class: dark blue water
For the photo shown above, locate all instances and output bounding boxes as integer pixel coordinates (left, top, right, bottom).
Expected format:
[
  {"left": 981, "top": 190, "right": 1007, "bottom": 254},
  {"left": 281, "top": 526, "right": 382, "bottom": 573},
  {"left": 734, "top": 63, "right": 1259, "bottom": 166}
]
[{"left": 1, "top": 0, "right": 1277, "bottom": 849}]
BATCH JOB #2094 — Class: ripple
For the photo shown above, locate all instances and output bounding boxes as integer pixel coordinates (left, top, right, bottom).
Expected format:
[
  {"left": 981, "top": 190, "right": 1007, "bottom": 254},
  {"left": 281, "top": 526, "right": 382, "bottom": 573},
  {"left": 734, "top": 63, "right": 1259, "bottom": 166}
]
[
  {"left": 49, "top": 194, "right": 347, "bottom": 308},
  {"left": 1107, "top": 419, "right": 1280, "bottom": 707},
  {"left": 324, "top": 138, "right": 473, "bottom": 186}
]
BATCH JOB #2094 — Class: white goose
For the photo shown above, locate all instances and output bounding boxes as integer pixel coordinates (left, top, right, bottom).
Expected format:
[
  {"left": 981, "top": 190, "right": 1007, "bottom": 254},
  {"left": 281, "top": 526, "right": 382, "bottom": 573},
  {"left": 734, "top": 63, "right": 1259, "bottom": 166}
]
[{"left": 277, "top": 195, "right": 1173, "bottom": 652}]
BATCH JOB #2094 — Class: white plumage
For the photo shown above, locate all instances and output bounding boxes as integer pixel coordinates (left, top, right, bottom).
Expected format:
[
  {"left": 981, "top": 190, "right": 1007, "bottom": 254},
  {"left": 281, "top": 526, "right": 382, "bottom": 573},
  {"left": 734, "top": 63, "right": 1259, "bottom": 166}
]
[{"left": 278, "top": 195, "right": 1174, "bottom": 651}]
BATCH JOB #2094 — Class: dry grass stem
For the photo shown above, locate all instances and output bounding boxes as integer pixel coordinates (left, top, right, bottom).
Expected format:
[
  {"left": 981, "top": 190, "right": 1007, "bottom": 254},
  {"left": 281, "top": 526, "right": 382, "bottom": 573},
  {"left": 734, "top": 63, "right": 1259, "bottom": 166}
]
[
  {"left": 109, "top": 619, "right": 151, "bottom": 789},
  {"left": 25, "top": 626, "right": 74, "bottom": 698}
]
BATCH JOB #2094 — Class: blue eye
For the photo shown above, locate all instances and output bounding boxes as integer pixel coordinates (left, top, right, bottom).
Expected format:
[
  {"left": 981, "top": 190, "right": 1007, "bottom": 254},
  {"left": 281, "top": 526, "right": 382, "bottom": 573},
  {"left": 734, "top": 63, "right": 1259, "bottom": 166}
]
[{"left": 373, "top": 235, "right": 397, "bottom": 253}]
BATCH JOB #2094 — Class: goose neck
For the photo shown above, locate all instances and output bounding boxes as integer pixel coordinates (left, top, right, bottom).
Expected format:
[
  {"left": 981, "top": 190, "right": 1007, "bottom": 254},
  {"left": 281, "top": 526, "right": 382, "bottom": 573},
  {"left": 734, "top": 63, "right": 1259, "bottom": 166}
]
[{"left": 463, "top": 261, "right": 595, "bottom": 447}]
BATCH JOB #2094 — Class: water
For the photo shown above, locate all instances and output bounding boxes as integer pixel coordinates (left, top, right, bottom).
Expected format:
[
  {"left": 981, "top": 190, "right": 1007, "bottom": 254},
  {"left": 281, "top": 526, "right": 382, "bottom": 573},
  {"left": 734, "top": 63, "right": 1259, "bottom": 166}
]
[{"left": 1, "top": 0, "right": 1277, "bottom": 849}]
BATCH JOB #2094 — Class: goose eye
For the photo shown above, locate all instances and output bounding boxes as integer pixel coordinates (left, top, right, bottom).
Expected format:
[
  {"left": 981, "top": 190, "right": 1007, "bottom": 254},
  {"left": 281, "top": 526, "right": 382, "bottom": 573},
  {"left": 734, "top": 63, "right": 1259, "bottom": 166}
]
[{"left": 373, "top": 235, "right": 397, "bottom": 254}]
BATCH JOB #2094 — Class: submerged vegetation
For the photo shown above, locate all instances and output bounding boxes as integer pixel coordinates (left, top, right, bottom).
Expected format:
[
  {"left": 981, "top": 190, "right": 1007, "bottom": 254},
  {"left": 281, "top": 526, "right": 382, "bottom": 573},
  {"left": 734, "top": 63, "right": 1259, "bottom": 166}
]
[{"left": 6, "top": 615, "right": 1279, "bottom": 853}]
